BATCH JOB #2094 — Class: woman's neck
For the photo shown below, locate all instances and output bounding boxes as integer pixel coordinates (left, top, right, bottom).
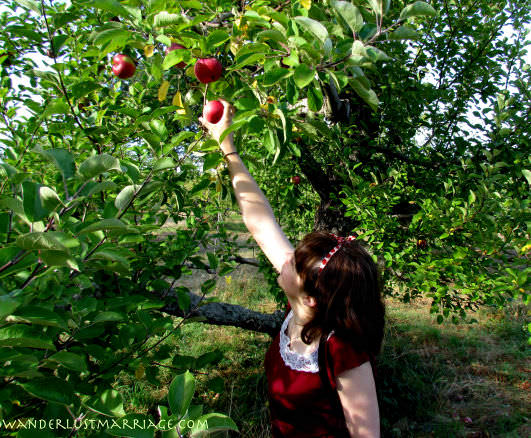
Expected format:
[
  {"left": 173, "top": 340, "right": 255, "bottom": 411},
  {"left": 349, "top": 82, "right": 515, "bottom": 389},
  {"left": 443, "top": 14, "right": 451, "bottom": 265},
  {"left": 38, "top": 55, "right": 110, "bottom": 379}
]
[{"left": 288, "top": 297, "right": 314, "bottom": 325}]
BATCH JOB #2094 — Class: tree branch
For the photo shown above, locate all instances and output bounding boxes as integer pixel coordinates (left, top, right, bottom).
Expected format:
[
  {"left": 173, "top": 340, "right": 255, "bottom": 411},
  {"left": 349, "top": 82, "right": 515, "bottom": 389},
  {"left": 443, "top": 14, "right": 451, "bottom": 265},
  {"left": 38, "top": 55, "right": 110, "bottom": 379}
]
[{"left": 161, "top": 288, "right": 284, "bottom": 337}]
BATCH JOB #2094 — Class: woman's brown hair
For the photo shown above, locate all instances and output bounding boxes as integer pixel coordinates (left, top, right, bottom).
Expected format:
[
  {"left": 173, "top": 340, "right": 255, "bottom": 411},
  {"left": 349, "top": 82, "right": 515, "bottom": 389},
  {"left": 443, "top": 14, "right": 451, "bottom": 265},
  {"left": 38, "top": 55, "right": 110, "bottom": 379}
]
[{"left": 294, "top": 231, "right": 385, "bottom": 357}]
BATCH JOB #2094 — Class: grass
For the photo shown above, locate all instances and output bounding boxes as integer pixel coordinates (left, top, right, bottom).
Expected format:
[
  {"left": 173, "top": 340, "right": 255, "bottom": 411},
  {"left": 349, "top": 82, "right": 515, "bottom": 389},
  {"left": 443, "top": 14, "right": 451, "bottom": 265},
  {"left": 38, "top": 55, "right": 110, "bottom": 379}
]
[{"left": 114, "top": 222, "right": 530, "bottom": 437}]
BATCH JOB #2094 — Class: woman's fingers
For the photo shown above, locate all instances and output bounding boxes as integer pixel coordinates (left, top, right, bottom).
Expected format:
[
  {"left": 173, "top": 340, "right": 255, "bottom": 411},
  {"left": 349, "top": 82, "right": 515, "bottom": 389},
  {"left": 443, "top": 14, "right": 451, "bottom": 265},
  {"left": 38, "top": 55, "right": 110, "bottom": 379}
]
[
  {"left": 219, "top": 99, "right": 235, "bottom": 118},
  {"left": 198, "top": 116, "right": 211, "bottom": 129}
]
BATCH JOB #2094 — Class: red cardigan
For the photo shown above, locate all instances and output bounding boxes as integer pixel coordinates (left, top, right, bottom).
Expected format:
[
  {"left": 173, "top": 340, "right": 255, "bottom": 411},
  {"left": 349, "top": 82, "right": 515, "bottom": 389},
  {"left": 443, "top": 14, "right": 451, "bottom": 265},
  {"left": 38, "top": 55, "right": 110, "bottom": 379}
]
[{"left": 264, "top": 302, "right": 372, "bottom": 437}]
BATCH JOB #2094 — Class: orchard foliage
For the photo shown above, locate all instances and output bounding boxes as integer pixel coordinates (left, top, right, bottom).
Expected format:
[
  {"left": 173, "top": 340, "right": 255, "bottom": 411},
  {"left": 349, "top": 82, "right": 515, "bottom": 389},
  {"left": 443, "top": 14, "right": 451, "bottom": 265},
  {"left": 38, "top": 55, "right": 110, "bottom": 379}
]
[{"left": 0, "top": 0, "right": 529, "bottom": 436}]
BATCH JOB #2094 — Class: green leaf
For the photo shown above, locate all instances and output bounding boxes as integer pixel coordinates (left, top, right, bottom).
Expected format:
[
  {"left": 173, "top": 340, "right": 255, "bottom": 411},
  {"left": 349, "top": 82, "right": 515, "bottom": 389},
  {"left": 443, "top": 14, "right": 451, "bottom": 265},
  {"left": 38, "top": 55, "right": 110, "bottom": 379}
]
[
  {"left": 468, "top": 190, "right": 476, "bottom": 205},
  {"left": 40, "top": 250, "right": 79, "bottom": 270},
  {"left": 349, "top": 78, "right": 379, "bottom": 111},
  {"left": 0, "top": 325, "right": 55, "bottom": 349},
  {"left": 13, "top": 0, "right": 40, "bottom": 14},
  {"left": 91, "top": 249, "right": 130, "bottom": 267},
  {"left": 400, "top": 2, "right": 437, "bottom": 20},
  {"left": 264, "top": 128, "right": 279, "bottom": 154},
  {"left": 71, "top": 80, "right": 100, "bottom": 99},
  {"left": 93, "top": 311, "right": 125, "bottom": 323},
  {"left": 201, "top": 278, "right": 216, "bottom": 294},
  {"left": 172, "top": 354, "right": 196, "bottom": 369},
  {"left": 522, "top": 169, "right": 531, "bottom": 186},
  {"left": 12, "top": 306, "right": 68, "bottom": 329},
  {"left": 294, "top": 64, "right": 315, "bottom": 88},
  {"left": 114, "top": 184, "right": 138, "bottom": 210},
  {"left": 0, "top": 295, "right": 21, "bottom": 319},
  {"left": 190, "top": 177, "right": 210, "bottom": 195},
  {"left": 206, "top": 30, "right": 230, "bottom": 50},
  {"left": 256, "top": 29, "right": 288, "bottom": 44},
  {"left": 273, "top": 108, "right": 287, "bottom": 143},
  {"left": 261, "top": 67, "right": 293, "bottom": 86},
  {"left": 84, "top": 181, "right": 119, "bottom": 198},
  {"left": 78, "top": 154, "right": 122, "bottom": 180},
  {"left": 332, "top": 1, "right": 364, "bottom": 33},
  {"left": 36, "top": 148, "right": 76, "bottom": 179},
  {"left": 79, "top": 218, "right": 128, "bottom": 234},
  {"left": 16, "top": 232, "right": 68, "bottom": 252},
  {"left": 307, "top": 84, "right": 323, "bottom": 112},
  {"left": 48, "top": 351, "right": 88, "bottom": 372},
  {"left": 22, "top": 181, "right": 51, "bottom": 222},
  {"left": 21, "top": 377, "right": 75, "bottom": 406},
  {"left": 294, "top": 16, "right": 329, "bottom": 46},
  {"left": 162, "top": 50, "right": 188, "bottom": 70},
  {"left": 52, "top": 34, "right": 70, "bottom": 53},
  {"left": 348, "top": 40, "right": 367, "bottom": 65},
  {"left": 202, "top": 153, "right": 222, "bottom": 172},
  {"left": 153, "top": 157, "right": 175, "bottom": 172},
  {"left": 92, "top": 0, "right": 133, "bottom": 19},
  {"left": 358, "top": 24, "right": 377, "bottom": 41},
  {"left": 168, "top": 131, "right": 196, "bottom": 153},
  {"left": 154, "top": 11, "right": 183, "bottom": 27},
  {"left": 228, "top": 52, "right": 266, "bottom": 71},
  {"left": 83, "top": 389, "right": 126, "bottom": 417},
  {"left": 168, "top": 371, "right": 195, "bottom": 419},
  {"left": 175, "top": 287, "right": 191, "bottom": 312},
  {"left": 39, "top": 186, "right": 63, "bottom": 212},
  {"left": 219, "top": 119, "right": 248, "bottom": 144},
  {"left": 196, "top": 349, "right": 223, "bottom": 368},
  {"left": 189, "top": 413, "right": 239, "bottom": 436},
  {"left": 92, "top": 29, "right": 132, "bottom": 52},
  {"left": 206, "top": 252, "right": 218, "bottom": 270},
  {"left": 42, "top": 99, "right": 69, "bottom": 118},
  {"left": 365, "top": 46, "right": 391, "bottom": 62},
  {"left": 388, "top": 26, "right": 420, "bottom": 40}
]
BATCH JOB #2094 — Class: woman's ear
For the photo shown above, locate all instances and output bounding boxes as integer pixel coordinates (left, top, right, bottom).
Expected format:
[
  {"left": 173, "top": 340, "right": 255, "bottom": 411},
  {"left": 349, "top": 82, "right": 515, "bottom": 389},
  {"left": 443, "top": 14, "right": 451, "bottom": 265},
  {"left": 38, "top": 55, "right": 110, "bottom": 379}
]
[{"left": 302, "top": 295, "right": 317, "bottom": 308}]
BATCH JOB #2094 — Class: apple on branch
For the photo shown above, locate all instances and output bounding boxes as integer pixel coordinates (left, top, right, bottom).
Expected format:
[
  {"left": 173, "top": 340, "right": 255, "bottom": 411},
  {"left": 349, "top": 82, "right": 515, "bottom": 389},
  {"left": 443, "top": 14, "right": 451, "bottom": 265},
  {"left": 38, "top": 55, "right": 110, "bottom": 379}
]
[
  {"left": 194, "top": 58, "right": 222, "bottom": 84},
  {"left": 291, "top": 176, "right": 301, "bottom": 185},
  {"left": 112, "top": 54, "right": 136, "bottom": 79}
]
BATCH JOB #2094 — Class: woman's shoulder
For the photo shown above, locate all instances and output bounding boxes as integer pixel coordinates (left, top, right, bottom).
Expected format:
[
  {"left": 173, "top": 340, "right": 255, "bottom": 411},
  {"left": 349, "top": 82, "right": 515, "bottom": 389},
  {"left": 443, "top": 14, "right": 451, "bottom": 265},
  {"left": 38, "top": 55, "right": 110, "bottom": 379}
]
[{"left": 324, "top": 331, "right": 371, "bottom": 377}]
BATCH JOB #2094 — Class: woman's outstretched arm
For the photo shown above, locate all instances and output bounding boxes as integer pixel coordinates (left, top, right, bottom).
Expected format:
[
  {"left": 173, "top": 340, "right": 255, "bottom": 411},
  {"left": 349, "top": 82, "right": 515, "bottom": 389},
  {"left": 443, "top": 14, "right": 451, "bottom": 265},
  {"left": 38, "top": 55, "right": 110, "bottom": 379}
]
[{"left": 199, "top": 99, "right": 294, "bottom": 274}]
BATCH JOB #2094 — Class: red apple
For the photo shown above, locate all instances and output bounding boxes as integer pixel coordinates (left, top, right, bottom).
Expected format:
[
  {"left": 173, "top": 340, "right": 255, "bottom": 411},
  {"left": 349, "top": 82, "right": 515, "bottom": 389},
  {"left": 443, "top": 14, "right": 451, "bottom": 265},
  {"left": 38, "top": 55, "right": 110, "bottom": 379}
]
[
  {"left": 416, "top": 239, "right": 427, "bottom": 249},
  {"left": 165, "top": 43, "right": 187, "bottom": 68},
  {"left": 112, "top": 54, "right": 136, "bottom": 79},
  {"left": 291, "top": 176, "right": 301, "bottom": 185},
  {"left": 194, "top": 58, "right": 222, "bottom": 84},
  {"left": 203, "top": 100, "right": 225, "bottom": 124}
]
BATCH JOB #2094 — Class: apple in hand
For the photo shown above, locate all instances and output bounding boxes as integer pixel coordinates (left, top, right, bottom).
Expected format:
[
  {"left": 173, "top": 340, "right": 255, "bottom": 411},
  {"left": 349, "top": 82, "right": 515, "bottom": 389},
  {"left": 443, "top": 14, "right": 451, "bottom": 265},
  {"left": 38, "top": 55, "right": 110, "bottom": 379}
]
[
  {"left": 203, "top": 100, "right": 225, "bottom": 124},
  {"left": 112, "top": 54, "right": 136, "bottom": 79},
  {"left": 194, "top": 58, "right": 222, "bottom": 84},
  {"left": 291, "top": 176, "right": 301, "bottom": 185},
  {"left": 165, "top": 43, "right": 187, "bottom": 68}
]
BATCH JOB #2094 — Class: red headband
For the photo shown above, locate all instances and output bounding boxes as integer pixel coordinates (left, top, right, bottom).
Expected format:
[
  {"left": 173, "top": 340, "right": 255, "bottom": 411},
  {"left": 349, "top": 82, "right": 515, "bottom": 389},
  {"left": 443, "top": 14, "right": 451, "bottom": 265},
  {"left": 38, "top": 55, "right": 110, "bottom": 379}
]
[{"left": 317, "top": 233, "right": 356, "bottom": 275}]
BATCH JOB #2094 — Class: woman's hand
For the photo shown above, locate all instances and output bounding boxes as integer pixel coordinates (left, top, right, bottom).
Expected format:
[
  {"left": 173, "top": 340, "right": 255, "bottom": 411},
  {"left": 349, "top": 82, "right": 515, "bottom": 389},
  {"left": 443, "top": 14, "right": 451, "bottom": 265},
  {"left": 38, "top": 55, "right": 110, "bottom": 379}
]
[{"left": 198, "top": 98, "right": 236, "bottom": 155}]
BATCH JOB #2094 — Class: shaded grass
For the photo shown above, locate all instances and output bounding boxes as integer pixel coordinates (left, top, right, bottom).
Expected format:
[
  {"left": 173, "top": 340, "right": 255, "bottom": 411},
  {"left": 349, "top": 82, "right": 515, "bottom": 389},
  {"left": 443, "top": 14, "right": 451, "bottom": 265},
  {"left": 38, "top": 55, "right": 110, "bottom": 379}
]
[{"left": 115, "top": 266, "right": 529, "bottom": 437}]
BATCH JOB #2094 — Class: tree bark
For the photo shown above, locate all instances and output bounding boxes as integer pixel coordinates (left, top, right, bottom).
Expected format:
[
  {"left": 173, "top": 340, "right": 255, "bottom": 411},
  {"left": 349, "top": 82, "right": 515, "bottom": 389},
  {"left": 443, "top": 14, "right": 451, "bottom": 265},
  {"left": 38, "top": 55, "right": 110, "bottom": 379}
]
[{"left": 161, "top": 288, "right": 285, "bottom": 337}]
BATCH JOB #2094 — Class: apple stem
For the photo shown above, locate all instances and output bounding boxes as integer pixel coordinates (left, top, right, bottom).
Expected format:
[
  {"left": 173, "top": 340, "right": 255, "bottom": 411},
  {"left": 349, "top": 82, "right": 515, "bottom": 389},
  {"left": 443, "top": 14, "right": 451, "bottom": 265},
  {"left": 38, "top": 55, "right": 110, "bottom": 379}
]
[{"left": 203, "top": 83, "right": 208, "bottom": 106}]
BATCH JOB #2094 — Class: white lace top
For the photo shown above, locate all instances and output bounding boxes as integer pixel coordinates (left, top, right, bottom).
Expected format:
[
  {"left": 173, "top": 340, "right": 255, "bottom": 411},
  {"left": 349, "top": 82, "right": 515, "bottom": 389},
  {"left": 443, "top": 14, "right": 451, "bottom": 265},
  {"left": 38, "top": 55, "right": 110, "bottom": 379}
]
[{"left": 279, "top": 310, "right": 334, "bottom": 373}]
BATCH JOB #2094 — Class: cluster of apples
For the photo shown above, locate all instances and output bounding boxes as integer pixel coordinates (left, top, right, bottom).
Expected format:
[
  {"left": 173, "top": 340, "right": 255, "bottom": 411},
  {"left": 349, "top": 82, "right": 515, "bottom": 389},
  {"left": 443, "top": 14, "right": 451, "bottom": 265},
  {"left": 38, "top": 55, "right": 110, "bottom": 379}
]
[
  {"left": 111, "top": 44, "right": 225, "bottom": 124},
  {"left": 111, "top": 44, "right": 223, "bottom": 84}
]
